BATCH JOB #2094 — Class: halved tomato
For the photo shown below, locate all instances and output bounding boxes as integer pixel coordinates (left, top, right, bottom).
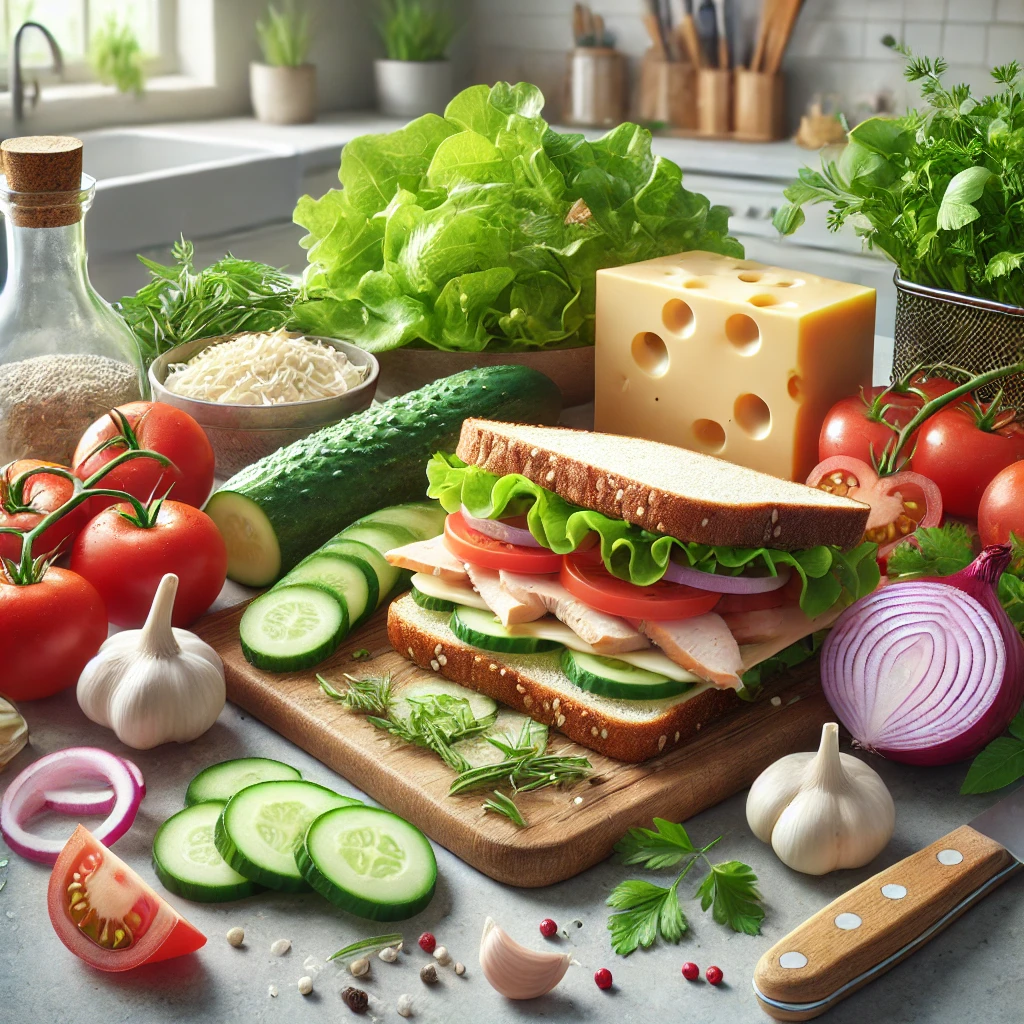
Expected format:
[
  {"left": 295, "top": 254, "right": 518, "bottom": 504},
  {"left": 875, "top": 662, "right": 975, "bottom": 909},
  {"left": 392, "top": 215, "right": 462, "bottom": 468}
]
[
  {"left": 560, "top": 551, "right": 721, "bottom": 621},
  {"left": 444, "top": 511, "right": 563, "bottom": 574},
  {"left": 49, "top": 825, "right": 206, "bottom": 971}
]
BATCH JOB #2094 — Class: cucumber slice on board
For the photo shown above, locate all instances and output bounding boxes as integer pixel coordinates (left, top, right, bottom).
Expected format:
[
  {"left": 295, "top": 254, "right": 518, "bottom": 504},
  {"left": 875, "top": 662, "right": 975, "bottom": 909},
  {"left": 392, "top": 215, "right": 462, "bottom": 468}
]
[
  {"left": 152, "top": 802, "right": 261, "bottom": 903},
  {"left": 185, "top": 757, "right": 302, "bottom": 806},
  {"left": 215, "top": 780, "right": 362, "bottom": 892},
  {"left": 296, "top": 805, "right": 437, "bottom": 921},
  {"left": 240, "top": 585, "right": 347, "bottom": 672},
  {"left": 561, "top": 649, "right": 696, "bottom": 700},
  {"left": 281, "top": 553, "right": 375, "bottom": 628},
  {"left": 393, "top": 678, "right": 497, "bottom": 724},
  {"left": 410, "top": 572, "right": 489, "bottom": 612},
  {"left": 450, "top": 605, "right": 563, "bottom": 654},
  {"left": 451, "top": 709, "right": 548, "bottom": 768},
  {"left": 321, "top": 538, "right": 400, "bottom": 608},
  {"left": 358, "top": 501, "right": 446, "bottom": 541}
]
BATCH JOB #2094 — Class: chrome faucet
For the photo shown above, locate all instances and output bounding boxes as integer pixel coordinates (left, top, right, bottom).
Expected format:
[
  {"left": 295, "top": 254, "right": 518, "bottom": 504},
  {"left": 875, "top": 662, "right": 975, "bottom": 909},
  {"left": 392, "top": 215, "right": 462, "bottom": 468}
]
[{"left": 9, "top": 22, "right": 64, "bottom": 123}]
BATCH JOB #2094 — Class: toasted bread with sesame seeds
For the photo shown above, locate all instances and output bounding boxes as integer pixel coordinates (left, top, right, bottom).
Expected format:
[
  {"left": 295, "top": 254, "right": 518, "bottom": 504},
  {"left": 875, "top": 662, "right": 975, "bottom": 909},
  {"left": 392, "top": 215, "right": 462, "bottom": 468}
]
[{"left": 455, "top": 420, "right": 869, "bottom": 551}]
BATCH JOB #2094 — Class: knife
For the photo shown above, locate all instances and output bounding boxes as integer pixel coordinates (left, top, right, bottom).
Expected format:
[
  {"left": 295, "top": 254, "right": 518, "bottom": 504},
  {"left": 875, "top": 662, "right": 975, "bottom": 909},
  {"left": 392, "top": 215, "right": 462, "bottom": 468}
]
[{"left": 753, "top": 787, "right": 1024, "bottom": 1020}]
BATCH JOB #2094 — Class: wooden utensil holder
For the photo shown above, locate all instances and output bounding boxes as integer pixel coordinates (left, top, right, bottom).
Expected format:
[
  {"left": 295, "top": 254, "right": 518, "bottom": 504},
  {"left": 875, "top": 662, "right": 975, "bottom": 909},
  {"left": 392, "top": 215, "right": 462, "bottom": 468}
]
[
  {"left": 563, "top": 47, "right": 627, "bottom": 127},
  {"left": 733, "top": 69, "right": 785, "bottom": 141},
  {"left": 637, "top": 54, "right": 698, "bottom": 131},
  {"left": 697, "top": 68, "right": 732, "bottom": 136}
]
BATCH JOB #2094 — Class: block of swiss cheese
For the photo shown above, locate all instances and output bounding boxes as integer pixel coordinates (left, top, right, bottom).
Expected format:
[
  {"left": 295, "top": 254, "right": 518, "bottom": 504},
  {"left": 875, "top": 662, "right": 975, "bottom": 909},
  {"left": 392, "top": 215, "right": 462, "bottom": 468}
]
[{"left": 593, "top": 250, "right": 875, "bottom": 482}]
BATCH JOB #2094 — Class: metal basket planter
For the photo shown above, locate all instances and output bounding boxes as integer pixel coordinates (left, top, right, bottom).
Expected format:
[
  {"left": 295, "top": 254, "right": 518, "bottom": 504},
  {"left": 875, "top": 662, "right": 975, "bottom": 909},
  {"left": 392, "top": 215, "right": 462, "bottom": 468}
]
[{"left": 893, "top": 272, "right": 1024, "bottom": 407}]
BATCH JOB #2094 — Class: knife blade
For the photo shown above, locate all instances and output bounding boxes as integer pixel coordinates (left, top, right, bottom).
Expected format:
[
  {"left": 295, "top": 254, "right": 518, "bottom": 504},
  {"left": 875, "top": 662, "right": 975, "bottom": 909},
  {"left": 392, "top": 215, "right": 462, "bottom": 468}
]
[{"left": 752, "top": 785, "right": 1024, "bottom": 1020}]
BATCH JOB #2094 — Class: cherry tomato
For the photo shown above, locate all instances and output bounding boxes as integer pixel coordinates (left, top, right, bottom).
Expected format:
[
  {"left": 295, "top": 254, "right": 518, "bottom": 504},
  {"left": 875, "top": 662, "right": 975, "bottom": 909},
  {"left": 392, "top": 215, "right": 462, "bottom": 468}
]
[
  {"left": 70, "top": 500, "right": 227, "bottom": 628},
  {"left": 444, "top": 511, "right": 563, "bottom": 574},
  {"left": 818, "top": 377, "right": 958, "bottom": 466},
  {"left": 978, "top": 462, "right": 1024, "bottom": 546},
  {"left": 806, "top": 456, "right": 942, "bottom": 560},
  {"left": 73, "top": 401, "right": 215, "bottom": 514},
  {"left": 49, "top": 825, "right": 206, "bottom": 972},
  {"left": 910, "top": 403, "right": 1024, "bottom": 519},
  {"left": 560, "top": 551, "right": 721, "bottom": 621},
  {"left": 0, "top": 460, "right": 87, "bottom": 564},
  {"left": 0, "top": 567, "right": 107, "bottom": 701}
]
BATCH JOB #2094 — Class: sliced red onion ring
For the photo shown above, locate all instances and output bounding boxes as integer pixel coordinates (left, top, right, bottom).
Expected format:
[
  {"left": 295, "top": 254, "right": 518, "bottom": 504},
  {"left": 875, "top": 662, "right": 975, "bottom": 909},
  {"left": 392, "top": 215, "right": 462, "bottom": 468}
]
[
  {"left": 0, "top": 748, "right": 143, "bottom": 864},
  {"left": 661, "top": 561, "right": 791, "bottom": 594},
  {"left": 460, "top": 505, "right": 543, "bottom": 548},
  {"left": 43, "top": 758, "right": 146, "bottom": 815}
]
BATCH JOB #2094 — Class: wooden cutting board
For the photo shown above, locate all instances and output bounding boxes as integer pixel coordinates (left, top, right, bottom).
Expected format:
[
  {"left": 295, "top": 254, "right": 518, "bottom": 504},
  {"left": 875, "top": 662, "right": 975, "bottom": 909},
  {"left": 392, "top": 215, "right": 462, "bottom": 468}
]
[{"left": 195, "top": 604, "right": 833, "bottom": 887}]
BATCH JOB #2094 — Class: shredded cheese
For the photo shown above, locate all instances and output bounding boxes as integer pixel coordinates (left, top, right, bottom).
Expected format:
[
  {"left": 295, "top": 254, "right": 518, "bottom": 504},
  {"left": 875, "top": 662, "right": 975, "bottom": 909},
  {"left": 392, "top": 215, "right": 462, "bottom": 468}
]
[{"left": 163, "top": 329, "right": 368, "bottom": 405}]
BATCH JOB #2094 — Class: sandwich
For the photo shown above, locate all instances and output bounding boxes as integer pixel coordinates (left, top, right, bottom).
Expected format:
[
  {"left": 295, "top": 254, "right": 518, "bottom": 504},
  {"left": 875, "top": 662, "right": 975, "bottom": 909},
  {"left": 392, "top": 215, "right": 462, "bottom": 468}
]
[{"left": 384, "top": 420, "right": 878, "bottom": 762}]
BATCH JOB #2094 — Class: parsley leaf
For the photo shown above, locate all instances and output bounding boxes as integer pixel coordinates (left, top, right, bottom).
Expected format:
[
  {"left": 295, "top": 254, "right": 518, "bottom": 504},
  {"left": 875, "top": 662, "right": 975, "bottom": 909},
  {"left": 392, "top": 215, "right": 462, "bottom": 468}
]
[
  {"left": 695, "top": 860, "right": 765, "bottom": 936},
  {"left": 886, "top": 523, "right": 974, "bottom": 578},
  {"left": 613, "top": 818, "right": 696, "bottom": 869},
  {"left": 607, "top": 878, "right": 687, "bottom": 955}
]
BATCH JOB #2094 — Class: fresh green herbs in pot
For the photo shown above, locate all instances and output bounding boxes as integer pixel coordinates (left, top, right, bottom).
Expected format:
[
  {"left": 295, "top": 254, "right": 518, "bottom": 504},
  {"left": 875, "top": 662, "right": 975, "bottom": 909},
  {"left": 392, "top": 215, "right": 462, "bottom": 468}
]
[
  {"left": 116, "top": 240, "right": 299, "bottom": 366},
  {"left": 376, "top": 0, "right": 456, "bottom": 62},
  {"left": 256, "top": 1, "right": 311, "bottom": 67},
  {"left": 90, "top": 15, "right": 146, "bottom": 96},
  {"left": 775, "top": 51, "right": 1024, "bottom": 305},
  {"left": 291, "top": 81, "right": 742, "bottom": 352}
]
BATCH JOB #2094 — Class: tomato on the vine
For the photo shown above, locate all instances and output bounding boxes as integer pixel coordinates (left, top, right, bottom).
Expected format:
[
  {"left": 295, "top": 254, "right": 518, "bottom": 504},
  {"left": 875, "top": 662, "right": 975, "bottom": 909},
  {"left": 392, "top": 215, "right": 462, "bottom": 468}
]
[
  {"left": 70, "top": 499, "right": 227, "bottom": 628},
  {"left": 73, "top": 401, "right": 215, "bottom": 513},
  {"left": 0, "top": 460, "right": 87, "bottom": 563},
  {"left": 978, "top": 462, "right": 1024, "bottom": 546}
]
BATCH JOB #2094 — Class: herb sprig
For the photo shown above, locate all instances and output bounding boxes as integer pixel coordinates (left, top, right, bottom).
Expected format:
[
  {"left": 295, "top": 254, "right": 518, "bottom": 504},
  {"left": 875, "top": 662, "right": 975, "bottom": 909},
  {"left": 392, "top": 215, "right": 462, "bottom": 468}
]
[
  {"left": 327, "top": 933, "right": 402, "bottom": 963},
  {"left": 607, "top": 819, "right": 764, "bottom": 955}
]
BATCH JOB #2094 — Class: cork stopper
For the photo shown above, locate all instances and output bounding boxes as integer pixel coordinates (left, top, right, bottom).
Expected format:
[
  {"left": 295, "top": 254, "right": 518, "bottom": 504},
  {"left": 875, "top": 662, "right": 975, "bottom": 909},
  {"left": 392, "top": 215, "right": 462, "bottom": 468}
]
[{"left": 0, "top": 136, "right": 85, "bottom": 228}]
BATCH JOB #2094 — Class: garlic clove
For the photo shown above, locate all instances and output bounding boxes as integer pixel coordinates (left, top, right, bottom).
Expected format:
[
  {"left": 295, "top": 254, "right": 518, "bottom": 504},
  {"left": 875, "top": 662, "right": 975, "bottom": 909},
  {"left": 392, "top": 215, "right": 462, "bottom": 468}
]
[
  {"left": 479, "top": 916, "right": 572, "bottom": 1000},
  {"left": 0, "top": 697, "right": 28, "bottom": 770}
]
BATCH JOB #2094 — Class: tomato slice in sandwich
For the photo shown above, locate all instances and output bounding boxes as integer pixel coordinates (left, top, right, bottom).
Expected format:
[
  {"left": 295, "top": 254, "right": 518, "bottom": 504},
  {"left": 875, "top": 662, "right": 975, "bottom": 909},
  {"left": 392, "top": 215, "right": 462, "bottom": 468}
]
[
  {"left": 444, "top": 510, "right": 563, "bottom": 574},
  {"left": 49, "top": 825, "right": 206, "bottom": 971},
  {"left": 560, "top": 551, "right": 721, "bottom": 620}
]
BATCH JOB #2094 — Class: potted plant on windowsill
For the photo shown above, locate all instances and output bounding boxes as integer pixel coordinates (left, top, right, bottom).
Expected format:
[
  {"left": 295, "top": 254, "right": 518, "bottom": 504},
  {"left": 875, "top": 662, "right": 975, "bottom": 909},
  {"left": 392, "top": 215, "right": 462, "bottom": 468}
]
[
  {"left": 90, "top": 15, "right": 146, "bottom": 96},
  {"left": 374, "top": 0, "right": 458, "bottom": 119},
  {"left": 774, "top": 46, "right": 1024, "bottom": 406},
  {"left": 250, "top": 1, "right": 315, "bottom": 125}
]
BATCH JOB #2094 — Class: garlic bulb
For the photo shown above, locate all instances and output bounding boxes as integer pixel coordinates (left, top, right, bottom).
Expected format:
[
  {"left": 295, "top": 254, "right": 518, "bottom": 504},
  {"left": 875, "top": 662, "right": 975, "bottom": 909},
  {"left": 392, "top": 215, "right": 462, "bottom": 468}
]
[
  {"left": 0, "top": 697, "right": 28, "bottom": 770},
  {"left": 479, "top": 917, "right": 573, "bottom": 1000},
  {"left": 77, "top": 574, "right": 225, "bottom": 749},
  {"left": 746, "top": 722, "right": 895, "bottom": 876}
]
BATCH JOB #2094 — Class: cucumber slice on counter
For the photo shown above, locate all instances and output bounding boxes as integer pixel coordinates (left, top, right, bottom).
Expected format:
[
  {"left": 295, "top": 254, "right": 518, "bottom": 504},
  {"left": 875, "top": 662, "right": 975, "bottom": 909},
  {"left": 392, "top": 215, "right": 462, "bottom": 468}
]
[
  {"left": 450, "top": 605, "right": 564, "bottom": 654},
  {"left": 394, "top": 678, "right": 497, "bottom": 724},
  {"left": 359, "top": 501, "right": 447, "bottom": 542},
  {"left": 321, "top": 538, "right": 400, "bottom": 609},
  {"left": 410, "top": 572, "right": 490, "bottom": 612},
  {"left": 560, "top": 649, "right": 696, "bottom": 700},
  {"left": 296, "top": 805, "right": 437, "bottom": 921},
  {"left": 185, "top": 757, "right": 302, "bottom": 806},
  {"left": 240, "top": 585, "right": 347, "bottom": 672},
  {"left": 451, "top": 709, "right": 548, "bottom": 768},
  {"left": 153, "top": 802, "right": 262, "bottom": 903},
  {"left": 281, "top": 553, "right": 375, "bottom": 628},
  {"left": 215, "top": 780, "right": 362, "bottom": 891},
  {"left": 411, "top": 585, "right": 456, "bottom": 612}
]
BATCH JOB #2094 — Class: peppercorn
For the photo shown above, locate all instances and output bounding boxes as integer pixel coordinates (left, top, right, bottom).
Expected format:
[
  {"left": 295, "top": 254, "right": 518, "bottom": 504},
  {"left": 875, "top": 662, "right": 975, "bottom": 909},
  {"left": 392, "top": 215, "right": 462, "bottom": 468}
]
[
  {"left": 418, "top": 931, "right": 436, "bottom": 953},
  {"left": 420, "top": 963, "right": 438, "bottom": 985},
  {"left": 342, "top": 986, "right": 369, "bottom": 1013},
  {"left": 706, "top": 965, "right": 724, "bottom": 986},
  {"left": 539, "top": 918, "right": 558, "bottom": 938},
  {"left": 681, "top": 961, "right": 699, "bottom": 981},
  {"left": 594, "top": 967, "right": 613, "bottom": 990}
]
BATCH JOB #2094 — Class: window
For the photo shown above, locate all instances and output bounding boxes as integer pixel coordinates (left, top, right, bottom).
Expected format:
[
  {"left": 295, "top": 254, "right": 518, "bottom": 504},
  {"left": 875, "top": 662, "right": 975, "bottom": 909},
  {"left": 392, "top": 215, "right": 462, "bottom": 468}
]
[{"left": 1, "top": 0, "right": 177, "bottom": 78}]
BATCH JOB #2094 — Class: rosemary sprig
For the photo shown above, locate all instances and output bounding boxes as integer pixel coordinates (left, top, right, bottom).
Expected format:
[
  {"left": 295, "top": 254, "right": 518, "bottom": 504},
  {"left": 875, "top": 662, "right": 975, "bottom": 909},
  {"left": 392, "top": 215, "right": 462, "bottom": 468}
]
[
  {"left": 318, "top": 673, "right": 394, "bottom": 716},
  {"left": 483, "top": 791, "right": 528, "bottom": 827},
  {"left": 327, "top": 933, "right": 402, "bottom": 963},
  {"left": 448, "top": 752, "right": 592, "bottom": 796}
]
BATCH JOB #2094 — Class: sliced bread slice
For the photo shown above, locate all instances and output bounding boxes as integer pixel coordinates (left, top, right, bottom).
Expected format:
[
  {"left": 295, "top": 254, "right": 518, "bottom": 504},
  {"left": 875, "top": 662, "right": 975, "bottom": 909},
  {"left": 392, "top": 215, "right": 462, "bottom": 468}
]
[
  {"left": 387, "top": 593, "right": 740, "bottom": 763},
  {"left": 455, "top": 420, "right": 869, "bottom": 552}
]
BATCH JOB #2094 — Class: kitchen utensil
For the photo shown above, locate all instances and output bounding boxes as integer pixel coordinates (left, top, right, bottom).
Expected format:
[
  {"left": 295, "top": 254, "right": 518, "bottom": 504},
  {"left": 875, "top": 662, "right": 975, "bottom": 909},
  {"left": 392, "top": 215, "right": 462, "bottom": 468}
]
[
  {"left": 642, "top": 0, "right": 670, "bottom": 58},
  {"left": 713, "top": 0, "right": 729, "bottom": 68},
  {"left": 751, "top": 0, "right": 776, "bottom": 71},
  {"left": 697, "top": 0, "right": 718, "bottom": 66},
  {"left": 579, "top": 2, "right": 595, "bottom": 44},
  {"left": 572, "top": 2, "right": 587, "bottom": 45},
  {"left": 193, "top": 603, "right": 833, "bottom": 888},
  {"left": 676, "top": 0, "right": 703, "bottom": 66},
  {"left": 753, "top": 785, "right": 1024, "bottom": 1020},
  {"left": 148, "top": 334, "right": 379, "bottom": 477},
  {"left": 765, "top": 0, "right": 803, "bottom": 75}
]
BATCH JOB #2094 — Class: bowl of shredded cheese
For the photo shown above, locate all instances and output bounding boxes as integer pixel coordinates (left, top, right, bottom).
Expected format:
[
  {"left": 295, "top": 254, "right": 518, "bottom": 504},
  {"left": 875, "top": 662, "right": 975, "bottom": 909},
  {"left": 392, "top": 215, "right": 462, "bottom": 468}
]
[{"left": 149, "top": 329, "right": 378, "bottom": 475}]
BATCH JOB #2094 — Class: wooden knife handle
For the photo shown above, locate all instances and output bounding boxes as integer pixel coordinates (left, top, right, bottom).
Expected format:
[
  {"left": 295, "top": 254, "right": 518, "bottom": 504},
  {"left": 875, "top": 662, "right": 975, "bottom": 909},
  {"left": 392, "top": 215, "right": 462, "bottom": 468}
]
[{"left": 753, "top": 825, "right": 1019, "bottom": 1021}]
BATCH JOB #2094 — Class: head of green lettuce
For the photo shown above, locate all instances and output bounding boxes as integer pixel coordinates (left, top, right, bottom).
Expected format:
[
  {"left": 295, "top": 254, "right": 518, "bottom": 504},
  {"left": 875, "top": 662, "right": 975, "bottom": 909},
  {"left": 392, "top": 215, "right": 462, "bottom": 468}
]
[{"left": 290, "top": 81, "right": 743, "bottom": 354}]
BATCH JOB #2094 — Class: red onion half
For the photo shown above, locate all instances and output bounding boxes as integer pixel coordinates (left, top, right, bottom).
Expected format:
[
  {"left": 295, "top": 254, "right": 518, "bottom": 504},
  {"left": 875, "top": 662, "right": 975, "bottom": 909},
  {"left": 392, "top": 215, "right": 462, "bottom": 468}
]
[
  {"left": 662, "top": 561, "right": 792, "bottom": 594},
  {"left": 821, "top": 546, "right": 1024, "bottom": 766},
  {"left": 460, "top": 505, "right": 542, "bottom": 548}
]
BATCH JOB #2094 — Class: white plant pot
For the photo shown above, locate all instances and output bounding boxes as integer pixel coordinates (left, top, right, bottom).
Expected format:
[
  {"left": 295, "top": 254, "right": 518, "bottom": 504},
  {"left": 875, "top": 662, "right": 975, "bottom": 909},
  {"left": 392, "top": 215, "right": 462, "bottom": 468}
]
[
  {"left": 250, "top": 62, "right": 317, "bottom": 125},
  {"left": 375, "top": 59, "right": 454, "bottom": 118}
]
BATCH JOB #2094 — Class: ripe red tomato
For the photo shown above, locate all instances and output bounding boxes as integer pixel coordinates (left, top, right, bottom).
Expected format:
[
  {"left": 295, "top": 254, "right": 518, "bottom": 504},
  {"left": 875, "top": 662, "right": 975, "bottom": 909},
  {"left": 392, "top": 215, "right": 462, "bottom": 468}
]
[
  {"left": 560, "top": 552, "right": 721, "bottom": 621},
  {"left": 444, "top": 511, "right": 563, "bottom": 574},
  {"left": 910, "top": 404, "right": 1024, "bottom": 519},
  {"left": 0, "top": 567, "right": 107, "bottom": 701},
  {"left": 49, "top": 825, "right": 206, "bottom": 972},
  {"left": 818, "top": 377, "right": 957, "bottom": 466},
  {"left": 806, "top": 456, "right": 942, "bottom": 560},
  {"left": 70, "top": 500, "right": 227, "bottom": 628},
  {"left": 0, "top": 460, "right": 87, "bottom": 564},
  {"left": 73, "top": 401, "right": 215, "bottom": 513},
  {"left": 978, "top": 462, "right": 1024, "bottom": 546}
]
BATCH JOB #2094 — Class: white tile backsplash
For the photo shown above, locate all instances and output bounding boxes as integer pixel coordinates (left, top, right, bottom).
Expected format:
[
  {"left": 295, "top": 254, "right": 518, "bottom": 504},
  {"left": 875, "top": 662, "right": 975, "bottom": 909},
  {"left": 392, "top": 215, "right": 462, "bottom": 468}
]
[
  {"left": 942, "top": 22, "right": 988, "bottom": 63},
  {"left": 947, "top": 0, "right": 995, "bottom": 20},
  {"left": 995, "top": 0, "right": 1024, "bottom": 22}
]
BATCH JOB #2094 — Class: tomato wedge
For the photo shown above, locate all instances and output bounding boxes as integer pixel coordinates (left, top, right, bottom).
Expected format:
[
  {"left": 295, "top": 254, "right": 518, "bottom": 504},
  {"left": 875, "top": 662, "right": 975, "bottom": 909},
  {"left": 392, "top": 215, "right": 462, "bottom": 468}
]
[
  {"left": 49, "top": 825, "right": 206, "bottom": 971},
  {"left": 444, "top": 510, "right": 563, "bottom": 574},
  {"left": 560, "top": 551, "right": 721, "bottom": 620}
]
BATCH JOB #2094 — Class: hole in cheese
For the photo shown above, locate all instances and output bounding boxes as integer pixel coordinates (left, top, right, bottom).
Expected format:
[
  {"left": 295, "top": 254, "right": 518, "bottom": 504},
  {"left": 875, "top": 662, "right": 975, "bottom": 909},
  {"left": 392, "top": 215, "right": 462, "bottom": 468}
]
[
  {"left": 735, "top": 393, "right": 772, "bottom": 440},
  {"left": 787, "top": 374, "right": 802, "bottom": 399},
  {"left": 692, "top": 418, "right": 726, "bottom": 453},
  {"left": 775, "top": 278, "right": 805, "bottom": 288},
  {"left": 725, "top": 313, "right": 761, "bottom": 355},
  {"left": 738, "top": 271, "right": 763, "bottom": 283},
  {"left": 748, "top": 293, "right": 780, "bottom": 308},
  {"left": 683, "top": 279, "right": 706, "bottom": 289},
  {"left": 631, "top": 331, "right": 669, "bottom": 377},
  {"left": 662, "top": 299, "right": 695, "bottom": 337}
]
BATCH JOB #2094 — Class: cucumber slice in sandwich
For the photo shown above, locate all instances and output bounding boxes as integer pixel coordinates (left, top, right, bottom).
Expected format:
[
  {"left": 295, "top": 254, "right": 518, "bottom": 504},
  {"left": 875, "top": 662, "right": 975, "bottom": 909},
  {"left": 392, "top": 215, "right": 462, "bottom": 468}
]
[
  {"left": 215, "top": 780, "right": 362, "bottom": 891},
  {"left": 281, "top": 553, "right": 376, "bottom": 628},
  {"left": 561, "top": 649, "right": 696, "bottom": 701},
  {"left": 297, "top": 805, "right": 437, "bottom": 920},
  {"left": 411, "top": 586, "right": 456, "bottom": 612},
  {"left": 153, "top": 802, "right": 261, "bottom": 903},
  {"left": 240, "top": 585, "right": 347, "bottom": 672},
  {"left": 450, "top": 605, "right": 563, "bottom": 654},
  {"left": 185, "top": 757, "right": 302, "bottom": 806}
]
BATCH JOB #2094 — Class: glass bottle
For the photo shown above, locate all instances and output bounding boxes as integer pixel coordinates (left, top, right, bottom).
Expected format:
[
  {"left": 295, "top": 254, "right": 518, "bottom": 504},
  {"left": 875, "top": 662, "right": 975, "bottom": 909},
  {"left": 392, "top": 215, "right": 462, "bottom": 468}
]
[{"left": 0, "top": 169, "right": 146, "bottom": 465}]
